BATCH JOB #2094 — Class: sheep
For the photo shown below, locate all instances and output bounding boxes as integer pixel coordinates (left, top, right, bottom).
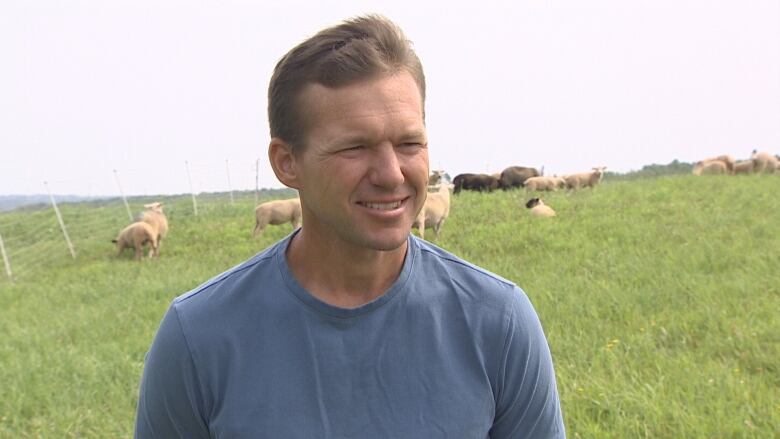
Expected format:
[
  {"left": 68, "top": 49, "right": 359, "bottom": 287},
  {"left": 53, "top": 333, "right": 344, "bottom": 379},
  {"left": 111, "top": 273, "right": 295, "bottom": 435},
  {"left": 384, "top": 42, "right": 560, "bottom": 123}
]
[
  {"left": 428, "top": 170, "right": 443, "bottom": 186},
  {"left": 701, "top": 155, "right": 735, "bottom": 174},
  {"left": 413, "top": 184, "right": 451, "bottom": 240},
  {"left": 499, "top": 166, "right": 541, "bottom": 190},
  {"left": 563, "top": 167, "right": 607, "bottom": 191},
  {"left": 452, "top": 173, "right": 500, "bottom": 194},
  {"left": 751, "top": 150, "right": 778, "bottom": 173},
  {"left": 428, "top": 170, "right": 446, "bottom": 188},
  {"left": 253, "top": 198, "right": 302, "bottom": 237},
  {"left": 525, "top": 198, "right": 556, "bottom": 218},
  {"left": 692, "top": 160, "right": 727, "bottom": 175},
  {"left": 733, "top": 160, "right": 754, "bottom": 174},
  {"left": 137, "top": 202, "right": 168, "bottom": 257},
  {"left": 113, "top": 221, "right": 158, "bottom": 260},
  {"left": 523, "top": 176, "right": 566, "bottom": 192}
]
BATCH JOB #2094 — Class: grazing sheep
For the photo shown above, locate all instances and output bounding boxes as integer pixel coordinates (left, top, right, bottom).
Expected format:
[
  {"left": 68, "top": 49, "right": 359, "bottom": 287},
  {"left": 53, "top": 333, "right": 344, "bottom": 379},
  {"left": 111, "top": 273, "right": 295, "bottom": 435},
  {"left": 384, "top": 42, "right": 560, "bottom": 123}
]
[
  {"left": 137, "top": 202, "right": 168, "bottom": 257},
  {"left": 413, "top": 184, "right": 452, "bottom": 240},
  {"left": 253, "top": 198, "right": 302, "bottom": 237},
  {"left": 113, "top": 221, "right": 158, "bottom": 260},
  {"left": 733, "top": 160, "right": 754, "bottom": 174},
  {"left": 428, "top": 170, "right": 443, "bottom": 186},
  {"left": 428, "top": 169, "right": 449, "bottom": 189},
  {"left": 702, "top": 155, "right": 735, "bottom": 174},
  {"left": 499, "top": 166, "right": 541, "bottom": 190},
  {"left": 452, "top": 173, "right": 500, "bottom": 194},
  {"left": 563, "top": 167, "right": 607, "bottom": 191},
  {"left": 524, "top": 176, "right": 566, "bottom": 192},
  {"left": 692, "top": 160, "right": 727, "bottom": 175},
  {"left": 525, "top": 198, "right": 556, "bottom": 218},
  {"left": 751, "top": 150, "right": 778, "bottom": 173}
]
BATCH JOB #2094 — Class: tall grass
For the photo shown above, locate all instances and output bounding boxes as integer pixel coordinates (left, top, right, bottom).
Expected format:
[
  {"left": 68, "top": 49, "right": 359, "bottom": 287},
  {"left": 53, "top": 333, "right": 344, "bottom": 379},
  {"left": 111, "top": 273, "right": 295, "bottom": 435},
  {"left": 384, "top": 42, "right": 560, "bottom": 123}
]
[{"left": 1, "top": 175, "right": 778, "bottom": 437}]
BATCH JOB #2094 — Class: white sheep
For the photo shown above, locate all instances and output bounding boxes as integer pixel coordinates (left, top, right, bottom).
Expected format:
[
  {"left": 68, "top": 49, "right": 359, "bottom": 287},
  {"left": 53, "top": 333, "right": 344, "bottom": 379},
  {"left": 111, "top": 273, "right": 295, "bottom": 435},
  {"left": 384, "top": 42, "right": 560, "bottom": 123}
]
[
  {"left": 113, "top": 221, "right": 158, "bottom": 260},
  {"left": 253, "top": 198, "right": 302, "bottom": 237},
  {"left": 137, "top": 202, "right": 168, "bottom": 257},
  {"left": 525, "top": 198, "right": 556, "bottom": 218},
  {"left": 413, "top": 184, "right": 451, "bottom": 240},
  {"left": 701, "top": 155, "right": 735, "bottom": 174},
  {"left": 428, "top": 170, "right": 446, "bottom": 187},
  {"left": 733, "top": 160, "right": 754, "bottom": 174},
  {"left": 523, "top": 176, "right": 566, "bottom": 192},
  {"left": 751, "top": 150, "right": 778, "bottom": 173},
  {"left": 563, "top": 167, "right": 607, "bottom": 191},
  {"left": 692, "top": 160, "right": 727, "bottom": 175}
]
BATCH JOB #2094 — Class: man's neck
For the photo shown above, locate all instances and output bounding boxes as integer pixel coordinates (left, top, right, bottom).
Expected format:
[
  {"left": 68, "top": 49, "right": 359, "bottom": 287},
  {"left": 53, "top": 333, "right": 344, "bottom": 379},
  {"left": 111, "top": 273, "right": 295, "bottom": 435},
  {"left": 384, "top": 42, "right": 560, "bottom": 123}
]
[{"left": 285, "top": 229, "right": 408, "bottom": 309}]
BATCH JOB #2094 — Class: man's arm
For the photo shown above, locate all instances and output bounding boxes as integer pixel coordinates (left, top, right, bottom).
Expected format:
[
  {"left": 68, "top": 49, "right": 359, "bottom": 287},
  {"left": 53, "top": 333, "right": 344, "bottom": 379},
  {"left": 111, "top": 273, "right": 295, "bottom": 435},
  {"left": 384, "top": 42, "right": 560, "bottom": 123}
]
[
  {"left": 135, "top": 304, "right": 210, "bottom": 439},
  {"left": 490, "top": 288, "right": 566, "bottom": 438}
]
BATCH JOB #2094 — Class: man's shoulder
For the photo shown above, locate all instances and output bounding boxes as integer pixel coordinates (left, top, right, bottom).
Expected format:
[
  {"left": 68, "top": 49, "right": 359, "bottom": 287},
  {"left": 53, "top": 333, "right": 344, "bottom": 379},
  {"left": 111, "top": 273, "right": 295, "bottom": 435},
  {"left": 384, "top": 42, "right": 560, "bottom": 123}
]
[
  {"left": 171, "top": 237, "right": 286, "bottom": 312},
  {"left": 412, "top": 236, "right": 515, "bottom": 286},
  {"left": 410, "top": 236, "right": 523, "bottom": 308}
]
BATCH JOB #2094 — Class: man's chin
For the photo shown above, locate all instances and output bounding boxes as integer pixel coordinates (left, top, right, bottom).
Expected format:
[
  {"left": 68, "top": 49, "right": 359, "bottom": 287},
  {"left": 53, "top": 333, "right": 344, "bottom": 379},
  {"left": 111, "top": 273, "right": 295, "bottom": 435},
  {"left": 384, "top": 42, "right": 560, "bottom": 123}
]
[{"left": 360, "top": 231, "right": 410, "bottom": 252}]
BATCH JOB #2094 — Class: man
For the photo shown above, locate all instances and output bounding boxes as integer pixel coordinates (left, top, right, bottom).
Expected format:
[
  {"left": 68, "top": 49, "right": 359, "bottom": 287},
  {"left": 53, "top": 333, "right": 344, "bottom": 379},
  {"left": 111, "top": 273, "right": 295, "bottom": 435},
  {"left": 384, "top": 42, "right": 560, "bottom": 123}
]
[{"left": 135, "top": 15, "right": 565, "bottom": 438}]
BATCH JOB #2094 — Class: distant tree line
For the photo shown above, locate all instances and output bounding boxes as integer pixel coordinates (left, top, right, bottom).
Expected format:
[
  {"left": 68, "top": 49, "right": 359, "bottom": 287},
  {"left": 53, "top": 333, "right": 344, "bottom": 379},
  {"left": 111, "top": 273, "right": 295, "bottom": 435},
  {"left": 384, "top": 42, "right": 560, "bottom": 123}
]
[{"left": 604, "top": 160, "right": 693, "bottom": 181}]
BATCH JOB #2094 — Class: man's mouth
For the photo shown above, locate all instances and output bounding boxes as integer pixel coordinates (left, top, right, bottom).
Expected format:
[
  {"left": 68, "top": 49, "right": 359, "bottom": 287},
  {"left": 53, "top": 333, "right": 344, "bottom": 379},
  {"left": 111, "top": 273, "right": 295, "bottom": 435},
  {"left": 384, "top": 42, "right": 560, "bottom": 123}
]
[{"left": 359, "top": 200, "right": 404, "bottom": 211}]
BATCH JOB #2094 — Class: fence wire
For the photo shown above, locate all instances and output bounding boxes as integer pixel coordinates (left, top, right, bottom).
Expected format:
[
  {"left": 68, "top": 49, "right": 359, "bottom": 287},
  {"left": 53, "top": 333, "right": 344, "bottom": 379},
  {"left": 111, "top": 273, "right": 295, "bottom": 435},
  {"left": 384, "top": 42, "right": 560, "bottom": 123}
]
[{"left": 0, "top": 188, "right": 295, "bottom": 283}]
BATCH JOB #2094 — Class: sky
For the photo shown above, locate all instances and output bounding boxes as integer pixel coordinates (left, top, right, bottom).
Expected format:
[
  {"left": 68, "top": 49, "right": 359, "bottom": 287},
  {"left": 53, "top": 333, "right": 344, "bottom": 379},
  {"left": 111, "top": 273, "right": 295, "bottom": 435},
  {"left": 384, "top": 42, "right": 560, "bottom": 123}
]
[{"left": 2, "top": 0, "right": 778, "bottom": 196}]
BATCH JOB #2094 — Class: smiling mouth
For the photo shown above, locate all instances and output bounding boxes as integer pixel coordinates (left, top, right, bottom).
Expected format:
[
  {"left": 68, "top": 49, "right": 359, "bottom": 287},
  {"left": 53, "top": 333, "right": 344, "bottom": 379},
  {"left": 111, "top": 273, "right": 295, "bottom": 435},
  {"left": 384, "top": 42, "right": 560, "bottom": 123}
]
[{"left": 359, "top": 200, "right": 404, "bottom": 211}]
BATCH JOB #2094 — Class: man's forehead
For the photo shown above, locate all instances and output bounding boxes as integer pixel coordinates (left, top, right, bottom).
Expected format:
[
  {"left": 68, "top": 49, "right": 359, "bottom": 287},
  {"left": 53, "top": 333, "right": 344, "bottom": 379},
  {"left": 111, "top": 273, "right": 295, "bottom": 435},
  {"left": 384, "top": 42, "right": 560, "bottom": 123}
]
[{"left": 297, "top": 74, "right": 425, "bottom": 138}]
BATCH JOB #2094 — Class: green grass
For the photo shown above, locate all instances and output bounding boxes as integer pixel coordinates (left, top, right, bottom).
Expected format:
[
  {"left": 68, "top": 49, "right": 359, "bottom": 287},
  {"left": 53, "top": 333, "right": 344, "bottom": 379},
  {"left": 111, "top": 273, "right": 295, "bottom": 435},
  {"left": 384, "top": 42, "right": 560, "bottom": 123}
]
[{"left": 1, "top": 175, "right": 778, "bottom": 437}]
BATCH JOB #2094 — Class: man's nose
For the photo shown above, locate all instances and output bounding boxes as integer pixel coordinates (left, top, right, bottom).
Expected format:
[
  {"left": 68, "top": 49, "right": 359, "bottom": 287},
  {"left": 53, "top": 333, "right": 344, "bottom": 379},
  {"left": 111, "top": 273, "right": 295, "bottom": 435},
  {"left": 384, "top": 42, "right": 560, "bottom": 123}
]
[{"left": 369, "top": 144, "right": 405, "bottom": 188}]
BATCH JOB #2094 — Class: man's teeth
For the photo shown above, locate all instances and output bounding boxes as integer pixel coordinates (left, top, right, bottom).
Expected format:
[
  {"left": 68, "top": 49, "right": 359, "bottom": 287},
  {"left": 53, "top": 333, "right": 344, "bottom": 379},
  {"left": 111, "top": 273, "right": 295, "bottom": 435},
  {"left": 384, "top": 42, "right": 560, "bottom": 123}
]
[{"left": 363, "top": 200, "right": 402, "bottom": 210}]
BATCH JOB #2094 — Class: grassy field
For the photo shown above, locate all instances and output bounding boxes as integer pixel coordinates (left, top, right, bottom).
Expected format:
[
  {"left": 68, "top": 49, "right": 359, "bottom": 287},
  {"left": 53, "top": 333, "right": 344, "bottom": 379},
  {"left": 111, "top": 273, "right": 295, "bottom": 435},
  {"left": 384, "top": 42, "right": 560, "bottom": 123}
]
[{"left": 1, "top": 175, "right": 778, "bottom": 437}]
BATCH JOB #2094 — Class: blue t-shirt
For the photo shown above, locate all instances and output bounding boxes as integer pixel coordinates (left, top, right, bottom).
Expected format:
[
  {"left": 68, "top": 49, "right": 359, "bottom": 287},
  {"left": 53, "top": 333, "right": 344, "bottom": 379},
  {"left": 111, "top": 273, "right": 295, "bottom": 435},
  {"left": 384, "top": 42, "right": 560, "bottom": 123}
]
[{"left": 135, "top": 233, "right": 565, "bottom": 438}]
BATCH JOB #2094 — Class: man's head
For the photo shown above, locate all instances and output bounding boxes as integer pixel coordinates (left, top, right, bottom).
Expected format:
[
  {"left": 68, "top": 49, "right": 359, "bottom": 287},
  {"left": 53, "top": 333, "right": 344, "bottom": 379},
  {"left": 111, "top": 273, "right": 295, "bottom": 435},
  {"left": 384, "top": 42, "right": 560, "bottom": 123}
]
[
  {"left": 267, "top": 16, "right": 429, "bottom": 253},
  {"left": 268, "top": 14, "right": 426, "bottom": 154}
]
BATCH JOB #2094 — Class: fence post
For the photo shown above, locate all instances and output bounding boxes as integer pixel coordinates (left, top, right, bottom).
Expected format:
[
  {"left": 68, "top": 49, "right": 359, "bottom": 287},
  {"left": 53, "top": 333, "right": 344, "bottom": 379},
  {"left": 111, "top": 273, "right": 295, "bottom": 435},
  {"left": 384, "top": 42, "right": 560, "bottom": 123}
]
[
  {"left": 255, "top": 158, "right": 260, "bottom": 206},
  {"left": 185, "top": 161, "right": 198, "bottom": 216},
  {"left": 0, "top": 231, "right": 13, "bottom": 281},
  {"left": 226, "top": 159, "right": 234, "bottom": 206},
  {"left": 44, "top": 181, "right": 76, "bottom": 259},
  {"left": 113, "top": 169, "right": 134, "bottom": 222}
]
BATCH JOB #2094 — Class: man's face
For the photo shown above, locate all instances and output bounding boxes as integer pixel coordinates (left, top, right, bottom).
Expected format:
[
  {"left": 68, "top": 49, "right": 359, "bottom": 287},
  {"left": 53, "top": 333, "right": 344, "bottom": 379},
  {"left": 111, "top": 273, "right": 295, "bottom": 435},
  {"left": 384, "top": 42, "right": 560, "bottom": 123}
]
[{"left": 291, "top": 71, "right": 429, "bottom": 252}]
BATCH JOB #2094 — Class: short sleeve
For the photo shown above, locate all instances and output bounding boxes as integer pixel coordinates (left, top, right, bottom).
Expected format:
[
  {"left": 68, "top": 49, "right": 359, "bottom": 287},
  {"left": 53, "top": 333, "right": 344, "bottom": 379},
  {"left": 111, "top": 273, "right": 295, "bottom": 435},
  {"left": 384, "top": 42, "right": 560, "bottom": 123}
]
[
  {"left": 134, "top": 304, "right": 210, "bottom": 439},
  {"left": 489, "top": 288, "right": 566, "bottom": 438}
]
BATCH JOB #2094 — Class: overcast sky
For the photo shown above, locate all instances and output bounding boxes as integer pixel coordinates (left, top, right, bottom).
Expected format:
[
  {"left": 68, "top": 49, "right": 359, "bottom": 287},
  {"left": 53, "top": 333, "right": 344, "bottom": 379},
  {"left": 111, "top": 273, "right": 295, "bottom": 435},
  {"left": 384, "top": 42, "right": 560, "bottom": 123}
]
[{"left": 2, "top": 0, "right": 778, "bottom": 196}]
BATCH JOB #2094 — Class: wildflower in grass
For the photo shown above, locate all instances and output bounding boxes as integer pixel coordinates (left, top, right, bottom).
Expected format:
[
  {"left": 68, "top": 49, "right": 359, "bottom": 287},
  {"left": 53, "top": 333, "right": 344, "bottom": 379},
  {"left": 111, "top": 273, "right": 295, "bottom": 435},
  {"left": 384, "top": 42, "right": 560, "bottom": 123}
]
[{"left": 605, "top": 339, "right": 620, "bottom": 350}]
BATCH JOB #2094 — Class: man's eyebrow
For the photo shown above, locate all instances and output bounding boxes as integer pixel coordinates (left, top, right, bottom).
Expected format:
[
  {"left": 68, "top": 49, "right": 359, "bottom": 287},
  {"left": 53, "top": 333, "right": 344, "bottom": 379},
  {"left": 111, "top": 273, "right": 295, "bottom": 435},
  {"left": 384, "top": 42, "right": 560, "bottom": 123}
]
[
  {"left": 334, "top": 130, "right": 426, "bottom": 146},
  {"left": 398, "top": 130, "right": 427, "bottom": 142},
  {"left": 336, "top": 135, "right": 371, "bottom": 146}
]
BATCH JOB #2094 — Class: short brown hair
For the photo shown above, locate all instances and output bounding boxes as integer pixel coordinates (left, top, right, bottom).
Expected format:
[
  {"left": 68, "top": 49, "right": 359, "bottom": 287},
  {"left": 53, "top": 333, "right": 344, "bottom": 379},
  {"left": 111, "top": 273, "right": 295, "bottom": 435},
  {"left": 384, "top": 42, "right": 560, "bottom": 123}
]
[{"left": 268, "top": 14, "right": 426, "bottom": 152}]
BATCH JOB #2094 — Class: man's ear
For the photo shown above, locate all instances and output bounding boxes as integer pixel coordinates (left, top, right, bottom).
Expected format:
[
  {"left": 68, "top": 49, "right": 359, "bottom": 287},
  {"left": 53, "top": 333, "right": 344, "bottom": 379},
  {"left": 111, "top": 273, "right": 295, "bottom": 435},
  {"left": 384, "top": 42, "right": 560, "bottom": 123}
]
[{"left": 268, "top": 138, "right": 300, "bottom": 189}]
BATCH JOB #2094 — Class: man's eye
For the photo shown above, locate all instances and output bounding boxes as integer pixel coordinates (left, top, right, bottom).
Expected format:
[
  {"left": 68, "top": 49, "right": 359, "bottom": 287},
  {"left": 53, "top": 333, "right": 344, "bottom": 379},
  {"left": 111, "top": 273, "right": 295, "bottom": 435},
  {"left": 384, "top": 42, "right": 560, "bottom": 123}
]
[{"left": 342, "top": 145, "right": 364, "bottom": 152}]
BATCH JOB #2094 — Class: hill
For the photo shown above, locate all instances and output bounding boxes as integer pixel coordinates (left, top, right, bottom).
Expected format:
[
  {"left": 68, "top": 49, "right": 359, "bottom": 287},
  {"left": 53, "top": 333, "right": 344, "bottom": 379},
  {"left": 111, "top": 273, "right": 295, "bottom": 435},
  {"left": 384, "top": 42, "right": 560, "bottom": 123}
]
[{"left": 0, "top": 175, "right": 778, "bottom": 437}]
